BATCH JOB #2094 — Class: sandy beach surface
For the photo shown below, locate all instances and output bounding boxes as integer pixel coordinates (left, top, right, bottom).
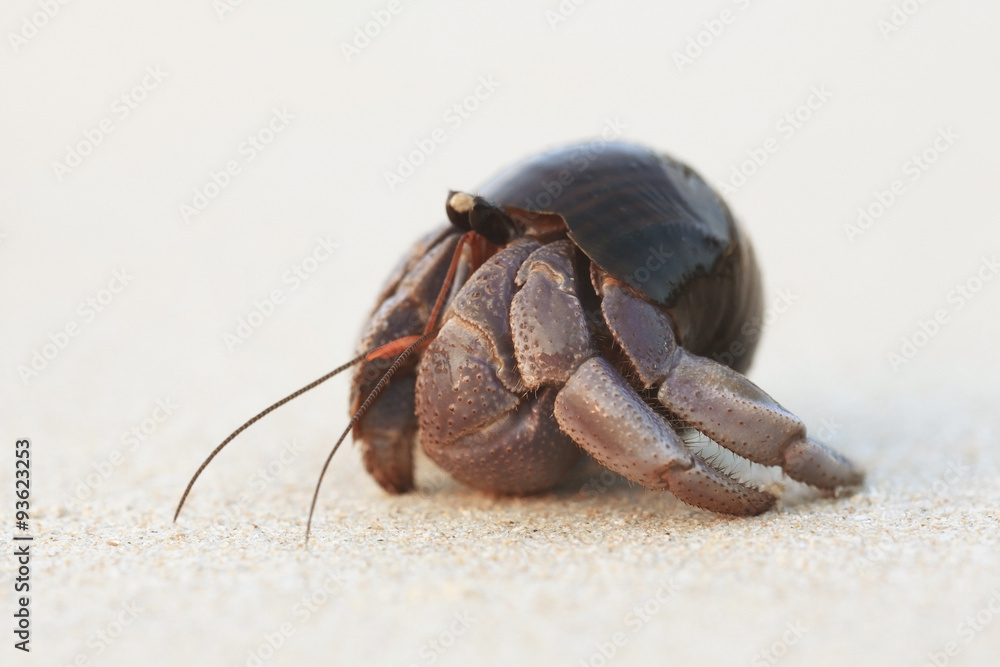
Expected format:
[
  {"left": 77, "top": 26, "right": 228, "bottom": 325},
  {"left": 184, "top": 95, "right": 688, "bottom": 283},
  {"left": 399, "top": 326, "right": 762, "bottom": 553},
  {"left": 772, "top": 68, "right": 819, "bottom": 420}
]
[{"left": 3, "top": 2, "right": 999, "bottom": 665}]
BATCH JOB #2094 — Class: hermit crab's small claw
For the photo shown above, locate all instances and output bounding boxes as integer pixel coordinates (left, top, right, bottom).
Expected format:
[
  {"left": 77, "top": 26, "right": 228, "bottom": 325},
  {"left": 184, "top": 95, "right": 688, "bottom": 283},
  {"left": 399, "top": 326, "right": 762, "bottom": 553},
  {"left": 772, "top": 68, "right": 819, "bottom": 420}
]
[
  {"left": 554, "top": 357, "right": 776, "bottom": 516},
  {"left": 782, "top": 437, "right": 865, "bottom": 490},
  {"left": 656, "top": 347, "right": 865, "bottom": 493},
  {"left": 664, "top": 458, "right": 776, "bottom": 517}
]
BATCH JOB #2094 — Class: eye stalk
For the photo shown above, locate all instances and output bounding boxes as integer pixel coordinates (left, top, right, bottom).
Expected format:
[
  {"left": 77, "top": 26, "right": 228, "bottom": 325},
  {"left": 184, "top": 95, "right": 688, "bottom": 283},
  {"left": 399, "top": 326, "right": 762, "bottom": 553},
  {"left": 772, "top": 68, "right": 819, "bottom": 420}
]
[{"left": 446, "top": 190, "right": 523, "bottom": 245}]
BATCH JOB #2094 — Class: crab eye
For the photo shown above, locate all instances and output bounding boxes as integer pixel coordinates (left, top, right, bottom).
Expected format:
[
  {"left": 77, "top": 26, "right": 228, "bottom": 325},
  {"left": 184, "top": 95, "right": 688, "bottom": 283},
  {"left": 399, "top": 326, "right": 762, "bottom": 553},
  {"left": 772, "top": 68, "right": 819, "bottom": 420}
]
[
  {"left": 446, "top": 191, "right": 522, "bottom": 245},
  {"left": 445, "top": 191, "right": 474, "bottom": 231},
  {"left": 468, "top": 196, "right": 521, "bottom": 245}
]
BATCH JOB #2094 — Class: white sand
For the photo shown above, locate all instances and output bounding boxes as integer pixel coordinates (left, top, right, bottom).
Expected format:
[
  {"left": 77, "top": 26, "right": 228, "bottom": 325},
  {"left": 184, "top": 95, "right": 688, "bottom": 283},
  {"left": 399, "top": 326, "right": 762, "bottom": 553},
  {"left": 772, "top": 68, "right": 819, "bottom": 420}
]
[{"left": 3, "top": 2, "right": 999, "bottom": 666}]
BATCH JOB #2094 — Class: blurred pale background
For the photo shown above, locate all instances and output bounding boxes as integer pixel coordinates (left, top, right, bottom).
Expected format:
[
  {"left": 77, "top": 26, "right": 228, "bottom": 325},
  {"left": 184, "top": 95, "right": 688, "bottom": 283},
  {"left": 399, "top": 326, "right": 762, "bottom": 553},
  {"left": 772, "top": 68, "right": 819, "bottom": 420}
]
[{"left": 2, "top": 1, "right": 998, "bottom": 666}]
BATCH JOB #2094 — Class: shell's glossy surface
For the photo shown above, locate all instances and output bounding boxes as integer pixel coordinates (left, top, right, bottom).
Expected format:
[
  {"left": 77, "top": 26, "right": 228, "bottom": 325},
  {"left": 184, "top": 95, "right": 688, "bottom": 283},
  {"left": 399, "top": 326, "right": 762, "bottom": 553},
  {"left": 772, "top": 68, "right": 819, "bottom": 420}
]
[
  {"left": 478, "top": 141, "right": 763, "bottom": 371},
  {"left": 480, "top": 142, "right": 728, "bottom": 304}
]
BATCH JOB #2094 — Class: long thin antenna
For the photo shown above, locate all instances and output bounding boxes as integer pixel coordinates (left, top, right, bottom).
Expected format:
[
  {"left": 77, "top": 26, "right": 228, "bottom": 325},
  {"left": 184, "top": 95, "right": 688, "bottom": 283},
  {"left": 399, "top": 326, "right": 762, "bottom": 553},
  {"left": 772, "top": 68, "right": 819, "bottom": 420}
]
[
  {"left": 173, "top": 353, "right": 367, "bottom": 523},
  {"left": 177, "top": 231, "right": 482, "bottom": 540},
  {"left": 304, "top": 234, "right": 479, "bottom": 543},
  {"left": 304, "top": 331, "right": 433, "bottom": 545},
  {"left": 303, "top": 234, "right": 479, "bottom": 543}
]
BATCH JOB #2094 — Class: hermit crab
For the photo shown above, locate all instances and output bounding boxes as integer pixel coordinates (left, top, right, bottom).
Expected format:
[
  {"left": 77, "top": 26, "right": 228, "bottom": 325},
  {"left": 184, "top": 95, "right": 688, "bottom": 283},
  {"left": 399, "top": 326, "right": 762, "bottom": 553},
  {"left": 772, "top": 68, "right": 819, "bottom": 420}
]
[{"left": 176, "top": 141, "right": 864, "bottom": 537}]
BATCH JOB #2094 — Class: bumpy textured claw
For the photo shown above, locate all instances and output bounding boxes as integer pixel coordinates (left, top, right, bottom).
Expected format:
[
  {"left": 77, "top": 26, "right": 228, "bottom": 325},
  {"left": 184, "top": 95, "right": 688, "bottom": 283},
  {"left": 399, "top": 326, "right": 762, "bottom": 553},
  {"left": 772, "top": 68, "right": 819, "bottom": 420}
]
[
  {"left": 554, "top": 357, "right": 776, "bottom": 515},
  {"left": 657, "top": 347, "right": 864, "bottom": 491},
  {"left": 357, "top": 215, "right": 863, "bottom": 515},
  {"left": 511, "top": 240, "right": 596, "bottom": 388},
  {"left": 416, "top": 241, "right": 582, "bottom": 494},
  {"left": 597, "top": 276, "right": 864, "bottom": 494},
  {"left": 782, "top": 437, "right": 865, "bottom": 489}
]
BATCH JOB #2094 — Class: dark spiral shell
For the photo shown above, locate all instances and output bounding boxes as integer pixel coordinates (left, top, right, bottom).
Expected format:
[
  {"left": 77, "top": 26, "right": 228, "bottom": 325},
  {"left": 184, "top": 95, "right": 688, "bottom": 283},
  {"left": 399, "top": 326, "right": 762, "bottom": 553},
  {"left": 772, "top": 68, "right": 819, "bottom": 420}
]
[{"left": 478, "top": 141, "right": 764, "bottom": 372}]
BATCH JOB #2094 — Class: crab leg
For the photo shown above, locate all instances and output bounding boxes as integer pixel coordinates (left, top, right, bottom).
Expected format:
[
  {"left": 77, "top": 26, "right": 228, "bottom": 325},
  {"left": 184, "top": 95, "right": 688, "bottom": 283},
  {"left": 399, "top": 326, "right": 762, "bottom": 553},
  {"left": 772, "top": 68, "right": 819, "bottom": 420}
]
[
  {"left": 598, "top": 279, "right": 864, "bottom": 491},
  {"left": 506, "top": 240, "right": 772, "bottom": 514},
  {"left": 553, "top": 357, "right": 776, "bottom": 515},
  {"left": 416, "top": 240, "right": 582, "bottom": 494},
  {"left": 656, "top": 350, "right": 864, "bottom": 489},
  {"left": 357, "top": 375, "right": 417, "bottom": 494},
  {"left": 351, "top": 231, "right": 461, "bottom": 493}
]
